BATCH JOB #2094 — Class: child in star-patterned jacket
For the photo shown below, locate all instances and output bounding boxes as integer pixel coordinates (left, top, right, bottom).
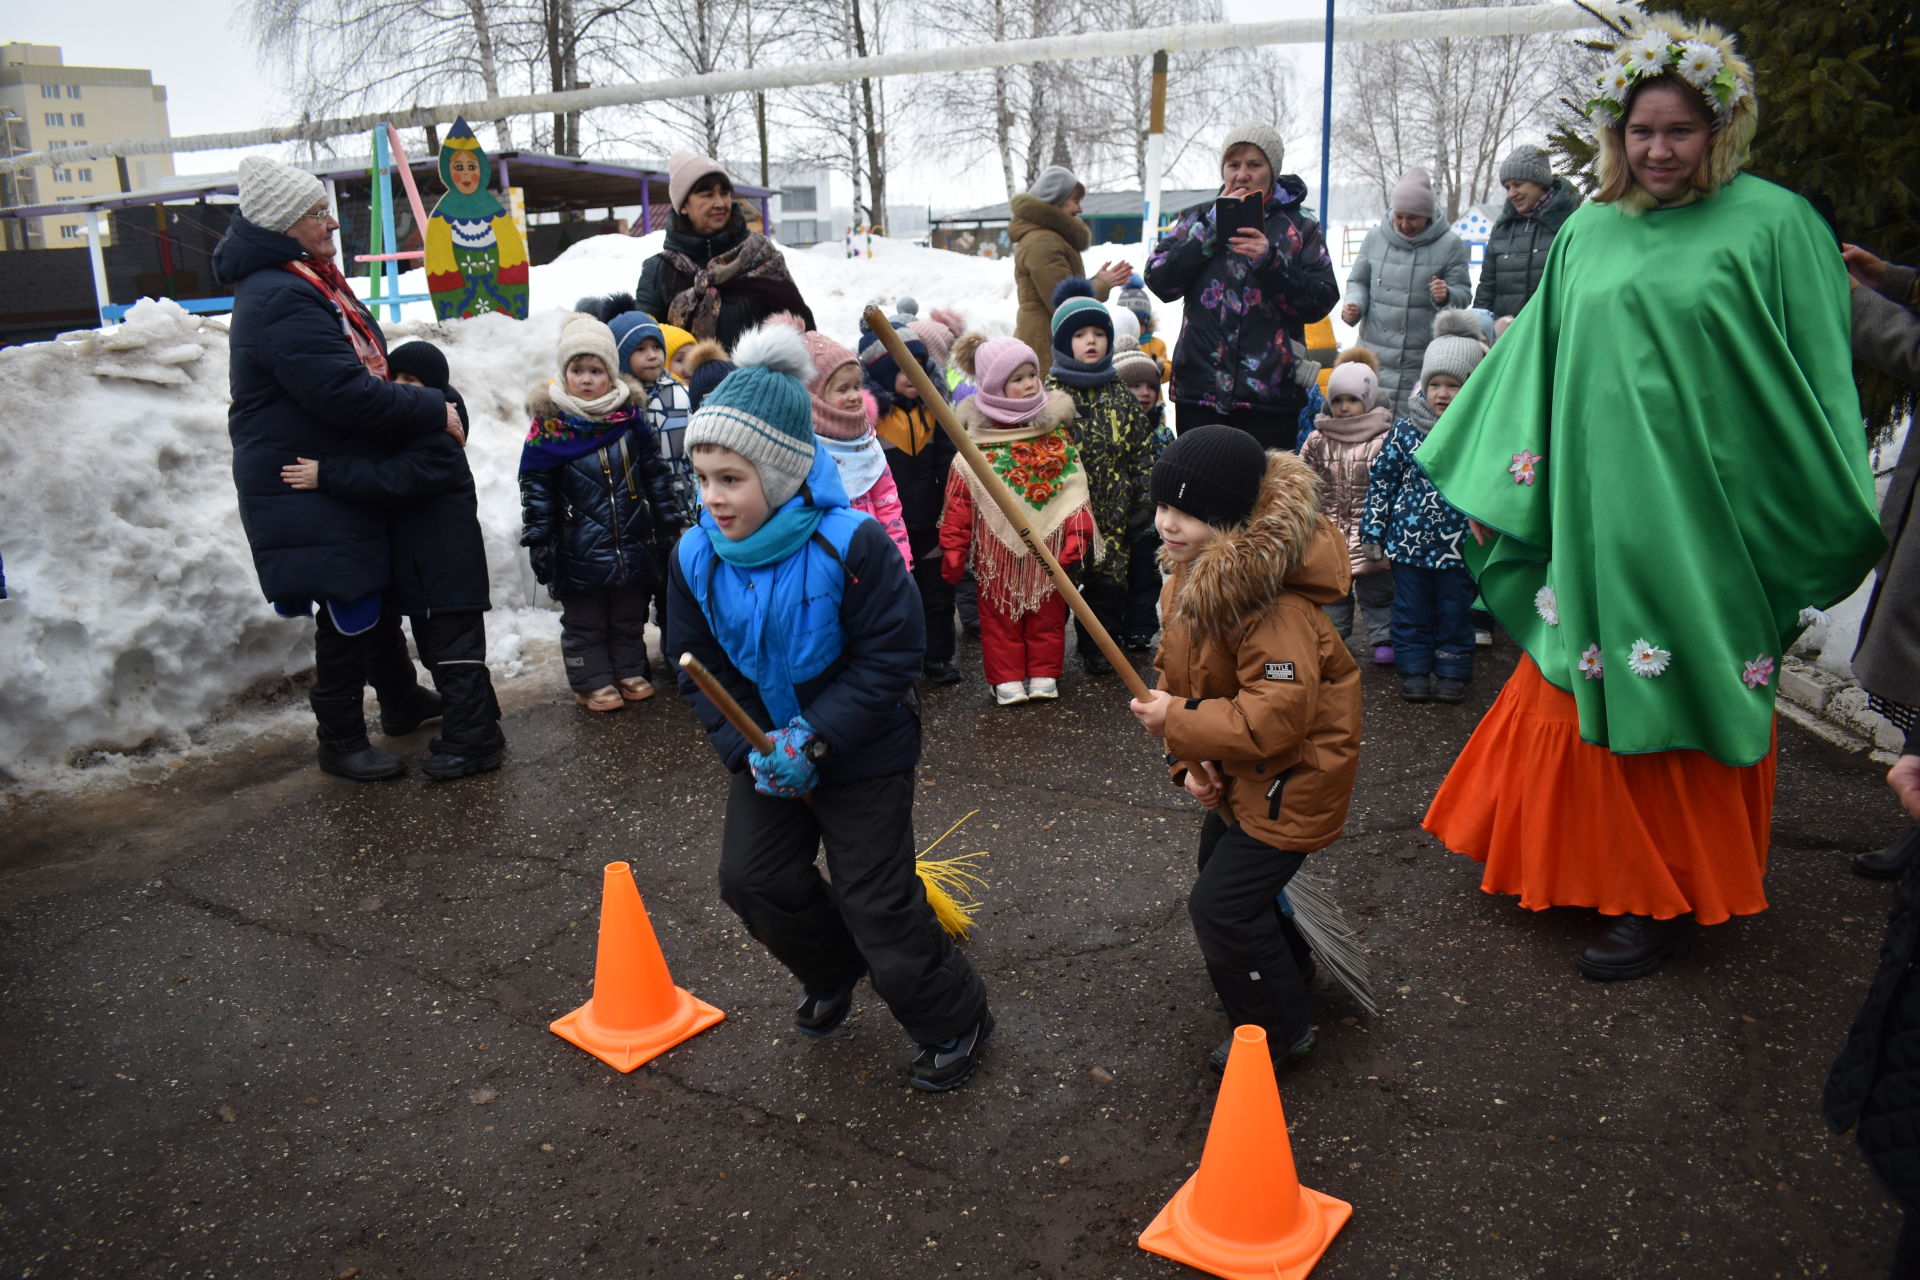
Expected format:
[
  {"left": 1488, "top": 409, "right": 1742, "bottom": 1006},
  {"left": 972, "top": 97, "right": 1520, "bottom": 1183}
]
[{"left": 1358, "top": 310, "right": 1487, "bottom": 705}]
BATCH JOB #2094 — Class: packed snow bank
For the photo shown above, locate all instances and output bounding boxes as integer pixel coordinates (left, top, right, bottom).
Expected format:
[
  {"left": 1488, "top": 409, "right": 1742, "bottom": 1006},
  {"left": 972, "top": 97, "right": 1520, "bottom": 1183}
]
[{"left": 0, "top": 234, "right": 1081, "bottom": 797}]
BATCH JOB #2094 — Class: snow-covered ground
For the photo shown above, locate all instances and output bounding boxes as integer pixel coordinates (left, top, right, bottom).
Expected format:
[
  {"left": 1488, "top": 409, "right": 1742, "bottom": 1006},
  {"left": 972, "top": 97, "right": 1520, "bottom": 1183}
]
[{"left": 0, "top": 232, "right": 1160, "bottom": 798}]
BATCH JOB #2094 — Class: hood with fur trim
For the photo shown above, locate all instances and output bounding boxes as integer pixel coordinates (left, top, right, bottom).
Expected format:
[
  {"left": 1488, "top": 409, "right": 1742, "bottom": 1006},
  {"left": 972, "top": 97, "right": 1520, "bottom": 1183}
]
[
  {"left": 954, "top": 388, "right": 1076, "bottom": 436},
  {"left": 1167, "top": 452, "right": 1348, "bottom": 641},
  {"left": 1009, "top": 193, "right": 1093, "bottom": 254},
  {"left": 526, "top": 375, "right": 648, "bottom": 418}
]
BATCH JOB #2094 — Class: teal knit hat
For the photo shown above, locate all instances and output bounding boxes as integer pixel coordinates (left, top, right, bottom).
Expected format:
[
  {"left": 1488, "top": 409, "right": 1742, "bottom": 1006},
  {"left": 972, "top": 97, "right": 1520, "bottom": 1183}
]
[
  {"left": 1049, "top": 276, "right": 1112, "bottom": 357},
  {"left": 685, "top": 323, "right": 817, "bottom": 509}
]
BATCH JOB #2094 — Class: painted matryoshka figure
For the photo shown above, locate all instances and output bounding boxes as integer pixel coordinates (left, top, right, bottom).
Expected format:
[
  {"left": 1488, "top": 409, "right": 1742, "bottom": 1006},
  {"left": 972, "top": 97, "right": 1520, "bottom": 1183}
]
[{"left": 425, "top": 116, "right": 529, "bottom": 319}]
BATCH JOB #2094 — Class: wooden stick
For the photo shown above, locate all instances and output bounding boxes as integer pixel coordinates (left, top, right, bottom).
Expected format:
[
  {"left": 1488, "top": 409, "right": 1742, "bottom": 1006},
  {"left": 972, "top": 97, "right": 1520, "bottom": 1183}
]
[
  {"left": 861, "top": 306, "right": 1152, "bottom": 700},
  {"left": 678, "top": 653, "right": 774, "bottom": 753}
]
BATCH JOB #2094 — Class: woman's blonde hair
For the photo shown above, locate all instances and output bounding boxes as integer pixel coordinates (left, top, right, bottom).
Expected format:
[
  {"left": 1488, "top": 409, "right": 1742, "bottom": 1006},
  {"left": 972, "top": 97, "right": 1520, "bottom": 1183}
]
[{"left": 1591, "top": 17, "right": 1757, "bottom": 214}]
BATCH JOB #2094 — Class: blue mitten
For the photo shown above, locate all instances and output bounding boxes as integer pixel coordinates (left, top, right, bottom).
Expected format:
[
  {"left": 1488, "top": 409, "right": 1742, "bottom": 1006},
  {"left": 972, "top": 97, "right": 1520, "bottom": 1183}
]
[{"left": 748, "top": 717, "right": 819, "bottom": 798}]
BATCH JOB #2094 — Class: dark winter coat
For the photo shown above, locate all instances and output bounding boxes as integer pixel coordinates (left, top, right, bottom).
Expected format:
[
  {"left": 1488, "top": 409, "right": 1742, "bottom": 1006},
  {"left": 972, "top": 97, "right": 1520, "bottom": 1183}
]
[
  {"left": 870, "top": 380, "right": 956, "bottom": 535},
  {"left": 633, "top": 207, "right": 816, "bottom": 349},
  {"left": 1143, "top": 175, "right": 1339, "bottom": 420},
  {"left": 1851, "top": 264, "right": 1920, "bottom": 714},
  {"left": 1358, "top": 395, "right": 1471, "bottom": 570},
  {"left": 518, "top": 380, "right": 683, "bottom": 598},
  {"left": 1009, "top": 194, "right": 1108, "bottom": 378},
  {"left": 1046, "top": 373, "right": 1156, "bottom": 588},
  {"left": 214, "top": 212, "right": 448, "bottom": 603},
  {"left": 1471, "top": 179, "right": 1582, "bottom": 320},
  {"left": 668, "top": 450, "right": 924, "bottom": 786},
  {"left": 317, "top": 412, "right": 490, "bottom": 616},
  {"left": 1824, "top": 855, "right": 1920, "bottom": 1212}
]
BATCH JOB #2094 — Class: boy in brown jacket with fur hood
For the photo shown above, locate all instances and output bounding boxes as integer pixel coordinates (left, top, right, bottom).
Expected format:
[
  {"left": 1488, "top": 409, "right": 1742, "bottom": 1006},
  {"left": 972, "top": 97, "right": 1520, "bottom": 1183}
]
[{"left": 1128, "top": 426, "right": 1362, "bottom": 1072}]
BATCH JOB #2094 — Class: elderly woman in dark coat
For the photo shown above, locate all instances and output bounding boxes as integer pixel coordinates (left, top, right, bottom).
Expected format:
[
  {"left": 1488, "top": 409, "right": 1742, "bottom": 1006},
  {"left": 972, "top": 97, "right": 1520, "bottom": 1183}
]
[
  {"left": 215, "top": 155, "right": 459, "bottom": 781},
  {"left": 634, "top": 151, "right": 814, "bottom": 349}
]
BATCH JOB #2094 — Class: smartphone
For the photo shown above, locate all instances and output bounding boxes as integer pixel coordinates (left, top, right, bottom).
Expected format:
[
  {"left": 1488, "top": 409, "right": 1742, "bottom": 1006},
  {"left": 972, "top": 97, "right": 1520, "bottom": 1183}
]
[{"left": 1214, "top": 192, "right": 1263, "bottom": 239}]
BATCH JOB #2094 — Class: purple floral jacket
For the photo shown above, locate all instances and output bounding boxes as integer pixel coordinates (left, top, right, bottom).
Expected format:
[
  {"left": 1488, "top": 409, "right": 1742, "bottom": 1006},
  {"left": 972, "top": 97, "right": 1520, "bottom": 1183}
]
[{"left": 1144, "top": 174, "right": 1338, "bottom": 416}]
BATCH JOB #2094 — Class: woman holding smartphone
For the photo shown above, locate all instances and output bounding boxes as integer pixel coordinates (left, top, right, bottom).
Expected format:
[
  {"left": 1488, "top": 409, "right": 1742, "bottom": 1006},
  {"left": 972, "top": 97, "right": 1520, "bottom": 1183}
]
[{"left": 1144, "top": 121, "right": 1340, "bottom": 451}]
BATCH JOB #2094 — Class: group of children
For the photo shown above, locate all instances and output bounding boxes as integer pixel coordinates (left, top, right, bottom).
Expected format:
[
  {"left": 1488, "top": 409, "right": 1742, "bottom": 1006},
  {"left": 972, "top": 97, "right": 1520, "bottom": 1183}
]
[{"left": 285, "top": 259, "right": 1493, "bottom": 1089}]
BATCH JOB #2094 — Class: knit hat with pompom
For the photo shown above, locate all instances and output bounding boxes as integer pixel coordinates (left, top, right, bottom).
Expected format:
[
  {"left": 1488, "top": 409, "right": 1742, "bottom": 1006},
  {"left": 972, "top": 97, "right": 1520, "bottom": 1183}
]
[
  {"left": 1049, "top": 276, "right": 1111, "bottom": 357},
  {"left": 685, "top": 323, "right": 817, "bottom": 509},
  {"left": 1419, "top": 310, "right": 1490, "bottom": 389}
]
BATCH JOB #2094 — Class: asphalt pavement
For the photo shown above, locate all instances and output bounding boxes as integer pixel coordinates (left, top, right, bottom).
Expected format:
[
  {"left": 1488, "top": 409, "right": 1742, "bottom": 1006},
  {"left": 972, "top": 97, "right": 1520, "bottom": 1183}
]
[{"left": 0, "top": 632, "right": 1907, "bottom": 1279}]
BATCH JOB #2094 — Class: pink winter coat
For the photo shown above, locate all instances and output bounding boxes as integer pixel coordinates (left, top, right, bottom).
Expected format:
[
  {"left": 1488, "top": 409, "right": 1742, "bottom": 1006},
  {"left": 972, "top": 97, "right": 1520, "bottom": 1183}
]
[
  {"left": 853, "top": 467, "right": 914, "bottom": 569},
  {"left": 1299, "top": 406, "right": 1394, "bottom": 576}
]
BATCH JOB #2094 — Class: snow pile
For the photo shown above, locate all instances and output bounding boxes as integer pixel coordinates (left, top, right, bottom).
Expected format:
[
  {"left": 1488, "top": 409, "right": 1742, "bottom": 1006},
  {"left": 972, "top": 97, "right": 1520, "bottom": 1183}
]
[{"left": 0, "top": 235, "right": 1093, "bottom": 796}]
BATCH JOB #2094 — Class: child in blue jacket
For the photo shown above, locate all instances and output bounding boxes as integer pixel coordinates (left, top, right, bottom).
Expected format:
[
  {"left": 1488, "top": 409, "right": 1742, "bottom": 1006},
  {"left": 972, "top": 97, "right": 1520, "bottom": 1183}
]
[
  {"left": 1358, "top": 311, "right": 1488, "bottom": 704},
  {"left": 667, "top": 322, "right": 994, "bottom": 1092}
]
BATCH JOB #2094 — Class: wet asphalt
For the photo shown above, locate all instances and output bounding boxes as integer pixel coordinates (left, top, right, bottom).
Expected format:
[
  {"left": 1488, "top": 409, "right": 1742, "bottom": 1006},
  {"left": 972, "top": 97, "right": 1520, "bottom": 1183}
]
[{"left": 0, "top": 631, "right": 1908, "bottom": 1279}]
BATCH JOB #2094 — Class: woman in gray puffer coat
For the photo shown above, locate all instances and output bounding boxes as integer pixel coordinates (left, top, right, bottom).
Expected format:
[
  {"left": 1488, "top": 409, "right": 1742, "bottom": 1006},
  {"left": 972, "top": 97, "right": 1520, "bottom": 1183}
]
[
  {"left": 1471, "top": 145, "right": 1582, "bottom": 322},
  {"left": 1340, "top": 166, "right": 1469, "bottom": 415}
]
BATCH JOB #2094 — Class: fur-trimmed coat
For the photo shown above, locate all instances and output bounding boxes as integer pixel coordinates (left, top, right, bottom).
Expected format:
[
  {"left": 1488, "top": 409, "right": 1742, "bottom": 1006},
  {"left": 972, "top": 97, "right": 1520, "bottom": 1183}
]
[
  {"left": 1010, "top": 194, "right": 1110, "bottom": 377},
  {"left": 1155, "top": 452, "right": 1362, "bottom": 851},
  {"left": 519, "top": 377, "right": 683, "bottom": 597}
]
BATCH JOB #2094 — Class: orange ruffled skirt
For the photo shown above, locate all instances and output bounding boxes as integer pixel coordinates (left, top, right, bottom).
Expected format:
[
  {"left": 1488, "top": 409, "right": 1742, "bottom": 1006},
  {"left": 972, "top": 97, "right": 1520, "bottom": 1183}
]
[{"left": 1423, "top": 656, "right": 1777, "bottom": 926}]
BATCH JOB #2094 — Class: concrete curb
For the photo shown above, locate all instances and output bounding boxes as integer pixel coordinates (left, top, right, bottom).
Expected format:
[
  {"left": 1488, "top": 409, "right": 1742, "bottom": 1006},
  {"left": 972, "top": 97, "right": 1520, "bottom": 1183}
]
[{"left": 1778, "top": 654, "right": 1900, "bottom": 764}]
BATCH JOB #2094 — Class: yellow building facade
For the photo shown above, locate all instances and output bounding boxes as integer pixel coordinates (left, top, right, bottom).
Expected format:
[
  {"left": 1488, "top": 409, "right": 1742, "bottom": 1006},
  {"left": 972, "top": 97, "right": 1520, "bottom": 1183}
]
[{"left": 0, "top": 43, "right": 172, "bottom": 249}]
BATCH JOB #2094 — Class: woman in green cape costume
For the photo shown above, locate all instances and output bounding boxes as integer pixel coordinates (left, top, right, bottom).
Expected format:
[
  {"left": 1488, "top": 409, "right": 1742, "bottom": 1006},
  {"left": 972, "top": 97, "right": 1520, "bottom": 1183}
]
[{"left": 1416, "top": 10, "right": 1883, "bottom": 980}]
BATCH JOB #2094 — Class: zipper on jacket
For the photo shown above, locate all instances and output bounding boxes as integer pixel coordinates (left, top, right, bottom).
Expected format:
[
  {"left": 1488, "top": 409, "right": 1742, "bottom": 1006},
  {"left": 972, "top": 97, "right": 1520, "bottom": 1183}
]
[{"left": 599, "top": 444, "right": 627, "bottom": 579}]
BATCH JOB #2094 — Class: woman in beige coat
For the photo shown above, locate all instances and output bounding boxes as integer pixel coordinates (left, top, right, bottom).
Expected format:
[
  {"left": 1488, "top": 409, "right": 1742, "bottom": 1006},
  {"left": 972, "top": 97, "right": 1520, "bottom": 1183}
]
[{"left": 1010, "top": 165, "right": 1129, "bottom": 376}]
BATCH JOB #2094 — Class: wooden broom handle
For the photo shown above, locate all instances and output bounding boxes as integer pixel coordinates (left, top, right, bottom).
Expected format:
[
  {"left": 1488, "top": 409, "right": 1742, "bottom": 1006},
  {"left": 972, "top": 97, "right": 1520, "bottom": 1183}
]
[
  {"left": 678, "top": 653, "right": 775, "bottom": 754},
  {"left": 861, "top": 306, "right": 1151, "bottom": 701}
]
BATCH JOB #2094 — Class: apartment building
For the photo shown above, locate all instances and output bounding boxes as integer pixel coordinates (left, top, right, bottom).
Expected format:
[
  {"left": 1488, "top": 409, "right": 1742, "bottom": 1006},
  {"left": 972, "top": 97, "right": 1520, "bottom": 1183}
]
[{"left": 0, "top": 42, "right": 173, "bottom": 249}]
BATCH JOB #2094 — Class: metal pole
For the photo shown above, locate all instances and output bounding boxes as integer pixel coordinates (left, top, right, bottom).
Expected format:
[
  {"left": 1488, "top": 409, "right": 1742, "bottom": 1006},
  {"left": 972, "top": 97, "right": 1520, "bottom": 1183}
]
[
  {"left": 1319, "top": 0, "right": 1334, "bottom": 227},
  {"left": 86, "top": 209, "right": 111, "bottom": 324},
  {"left": 1142, "top": 50, "right": 1168, "bottom": 247}
]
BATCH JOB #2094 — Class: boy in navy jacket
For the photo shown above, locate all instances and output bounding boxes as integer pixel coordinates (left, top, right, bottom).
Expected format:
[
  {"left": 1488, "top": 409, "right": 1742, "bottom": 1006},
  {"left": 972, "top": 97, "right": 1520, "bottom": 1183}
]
[{"left": 666, "top": 322, "right": 993, "bottom": 1092}]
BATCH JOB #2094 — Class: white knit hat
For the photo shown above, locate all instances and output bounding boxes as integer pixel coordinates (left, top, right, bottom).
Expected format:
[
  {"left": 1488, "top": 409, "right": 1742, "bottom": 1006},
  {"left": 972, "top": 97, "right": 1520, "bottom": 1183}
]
[
  {"left": 1221, "top": 121, "right": 1286, "bottom": 174},
  {"left": 1420, "top": 310, "right": 1489, "bottom": 388},
  {"left": 557, "top": 313, "right": 621, "bottom": 380},
  {"left": 237, "top": 155, "right": 327, "bottom": 234}
]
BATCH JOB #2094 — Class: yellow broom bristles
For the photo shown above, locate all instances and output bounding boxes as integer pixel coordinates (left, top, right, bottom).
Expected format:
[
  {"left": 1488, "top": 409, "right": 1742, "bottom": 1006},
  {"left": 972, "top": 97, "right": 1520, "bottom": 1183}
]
[{"left": 916, "top": 809, "right": 989, "bottom": 941}]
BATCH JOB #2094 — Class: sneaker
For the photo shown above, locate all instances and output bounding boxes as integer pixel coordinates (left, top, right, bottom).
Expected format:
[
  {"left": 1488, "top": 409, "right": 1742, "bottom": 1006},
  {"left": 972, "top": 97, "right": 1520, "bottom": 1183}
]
[
  {"left": 1400, "top": 673, "right": 1434, "bottom": 703},
  {"left": 1475, "top": 628, "right": 1494, "bottom": 647},
  {"left": 794, "top": 981, "right": 857, "bottom": 1038},
  {"left": 992, "top": 681, "right": 1028, "bottom": 706},
  {"left": 1207, "top": 1027, "right": 1314, "bottom": 1074},
  {"left": 1123, "top": 633, "right": 1157, "bottom": 653},
  {"left": 1025, "top": 677, "right": 1059, "bottom": 700},
  {"left": 420, "top": 746, "right": 505, "bottom": 780},
  {"left": 1371, "top": 645, "right": 1395, "bottom": 666},
  {"left": 923, "top": 662, "right": 964, "bottom": 686},
  {"left": 1432, "top": 677, "right": 1468, "bottom": 704},
  {"left": 910, "top": 1009, "right": 995, "bottom": 1092},
  {"left": 575, "top": 686, "right": 625, "bottom": 712},
  {"left": 617, "top": 676, "right": 656, "bottom": 702}
]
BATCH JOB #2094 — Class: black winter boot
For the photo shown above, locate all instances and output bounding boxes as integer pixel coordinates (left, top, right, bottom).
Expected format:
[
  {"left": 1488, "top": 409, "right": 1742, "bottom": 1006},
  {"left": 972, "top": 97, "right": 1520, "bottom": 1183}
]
[
  {"left": 312, "top": 695, "right": 406, "bottom": 782},
  {"left": 1577, "top": 913, "right": 1694, "bottom": 981},
  {"left": 377, "top": 684, "right": 444, "bottom": 736},
  {"left": 1400, "top": 673, "right": 1434, "bottom": 702}
]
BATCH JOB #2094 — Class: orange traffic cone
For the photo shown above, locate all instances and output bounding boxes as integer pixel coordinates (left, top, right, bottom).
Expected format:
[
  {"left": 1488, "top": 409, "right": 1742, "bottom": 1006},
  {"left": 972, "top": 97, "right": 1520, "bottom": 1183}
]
[
  {"left": 1138, "top": 1025, "right": 1352, "bottom": 1280},
  {"left": 550, "top": 861, "right": 724, "bottom": 1072}
]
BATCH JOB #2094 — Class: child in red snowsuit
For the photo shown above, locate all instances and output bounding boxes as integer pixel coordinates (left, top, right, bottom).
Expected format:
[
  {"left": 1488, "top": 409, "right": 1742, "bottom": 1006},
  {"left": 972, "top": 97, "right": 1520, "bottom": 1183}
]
[{"left": 940, "top": 334, "right": 1095, "bottom": 706}]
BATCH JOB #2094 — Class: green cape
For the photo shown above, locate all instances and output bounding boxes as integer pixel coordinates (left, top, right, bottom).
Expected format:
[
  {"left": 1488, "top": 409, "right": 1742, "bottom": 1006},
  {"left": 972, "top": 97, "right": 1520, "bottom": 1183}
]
[{"left": 1414, "top": 174, "right": 1883, "bottom": 765}]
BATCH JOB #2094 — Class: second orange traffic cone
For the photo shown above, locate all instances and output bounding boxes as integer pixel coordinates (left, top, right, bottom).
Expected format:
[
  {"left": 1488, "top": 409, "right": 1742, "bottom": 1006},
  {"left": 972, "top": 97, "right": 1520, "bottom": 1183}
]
[
  {"left": 1138, "top": 1025, "right": 1352, "bottom": 1280},
  {"left": 550, "top": 861, "right": 724, "bottom": 1072}
]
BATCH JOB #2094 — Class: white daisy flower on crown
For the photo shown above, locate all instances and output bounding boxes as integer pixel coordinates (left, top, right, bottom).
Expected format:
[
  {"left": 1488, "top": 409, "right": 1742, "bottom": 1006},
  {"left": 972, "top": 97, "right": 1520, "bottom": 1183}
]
[
  {"left": 1627, "top": 31, "right": 1674, "bottom": 75},
  {"left": 1678, "top": 40, "right": 1723, "bottom": 90},
  {"left": 1626, "top": 637, "right": 1671, "bottom": 678},
  {"left": 1604, "top": 65, "right": 1633, "bottom": 97},
  {"left": 1535, "top": 585, "right": 1559, "bottom": 626}
]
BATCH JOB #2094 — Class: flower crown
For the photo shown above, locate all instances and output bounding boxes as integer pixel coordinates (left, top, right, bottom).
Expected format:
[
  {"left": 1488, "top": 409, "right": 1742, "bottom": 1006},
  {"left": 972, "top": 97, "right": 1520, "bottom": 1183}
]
[{"left": 1583, "top": 18, "right": 1749, "bottom": 127}]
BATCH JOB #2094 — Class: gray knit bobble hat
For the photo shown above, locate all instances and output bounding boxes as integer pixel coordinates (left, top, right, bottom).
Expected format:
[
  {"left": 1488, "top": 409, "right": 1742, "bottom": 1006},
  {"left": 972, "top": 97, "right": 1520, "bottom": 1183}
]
[
  {"left": 1498, "top": 144, "right": 1553, "bottom": 189},
  {"left": 685, "top": 322, "right": 818, "bottom": 511},
  {"left": 1028, "top": 165, "right": 1083, "bottom": 207},
  {"left": 1221, "top": 121, "right": 1285, "bottom": 174},
  {"left": 237, "top": 155, "right": 327, "bottom": 234},
  {"left": 1420, "top": 310, "right": 1490, "bottom": 389}
]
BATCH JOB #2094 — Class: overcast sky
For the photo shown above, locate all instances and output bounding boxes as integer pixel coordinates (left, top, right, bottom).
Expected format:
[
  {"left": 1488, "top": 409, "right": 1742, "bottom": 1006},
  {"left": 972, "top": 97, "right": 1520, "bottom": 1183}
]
[{"left": 11, "top": 0, "right": 1337, "bottom": 208}]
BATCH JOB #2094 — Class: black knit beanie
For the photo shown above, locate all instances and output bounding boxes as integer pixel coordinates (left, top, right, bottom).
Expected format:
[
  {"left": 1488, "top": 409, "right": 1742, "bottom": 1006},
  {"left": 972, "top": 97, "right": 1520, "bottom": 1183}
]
[
  {"left": 387, "top": 340, "right": 451, "bottom": 391},
  {"left": 1150, "top": 425, "right": 1266, "bottom": 527}
]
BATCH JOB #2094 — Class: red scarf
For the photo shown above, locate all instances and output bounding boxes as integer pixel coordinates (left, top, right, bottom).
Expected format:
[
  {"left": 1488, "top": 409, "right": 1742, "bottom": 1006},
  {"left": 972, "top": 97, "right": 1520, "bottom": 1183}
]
[{"left": 283, "top": 258, "right": 388, "bottom": 380}]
